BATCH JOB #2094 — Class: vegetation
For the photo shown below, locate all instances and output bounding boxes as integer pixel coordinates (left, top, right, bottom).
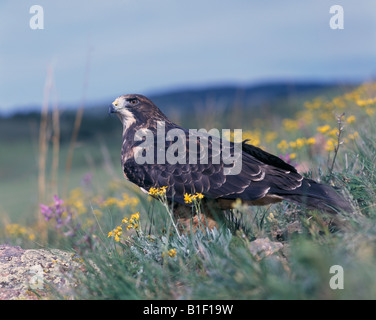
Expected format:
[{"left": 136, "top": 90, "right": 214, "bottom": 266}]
[{"left": 1, "top": 82, "right": 376, "bottom": 299}]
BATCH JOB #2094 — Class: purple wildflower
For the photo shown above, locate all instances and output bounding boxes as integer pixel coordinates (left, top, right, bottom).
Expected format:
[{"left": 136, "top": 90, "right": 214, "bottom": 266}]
[
  {"left": 39, "top": 195, "right": 67, "bottom": 228},
  {"left": 53, "top": 195, "right": 64, "bottom": 206},
  {"left": 40, "top": 204, "right": 53, "bottom": 221}
]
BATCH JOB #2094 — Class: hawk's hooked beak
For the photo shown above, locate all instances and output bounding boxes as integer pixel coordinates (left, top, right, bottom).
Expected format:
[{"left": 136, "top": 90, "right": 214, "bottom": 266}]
[
  {"left": 108, "top": 98, "right": 119, "bottom": 115},
  {"left": 108, "top": 104, "right": 117, "bottom": 114}
]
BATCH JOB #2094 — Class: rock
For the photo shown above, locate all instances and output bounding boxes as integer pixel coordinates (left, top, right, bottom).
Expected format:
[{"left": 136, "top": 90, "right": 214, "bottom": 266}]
[
  {"left": 0, "top": 245, "right": 83, "bottom": 300},
  {"left": 249, "top": 237, "right": 283, "bottom": 260}
]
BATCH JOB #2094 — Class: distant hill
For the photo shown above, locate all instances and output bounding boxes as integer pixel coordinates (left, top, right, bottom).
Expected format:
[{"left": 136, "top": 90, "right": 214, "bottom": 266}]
[
  {"left": 3, "top": 81, "right": 357, "bottom": 118},
  {"left": 0, "top": 81, "right": 358, "bottom": 142},
  {"left": 148, "top": 82, "right": 352, "bottom": 114}
]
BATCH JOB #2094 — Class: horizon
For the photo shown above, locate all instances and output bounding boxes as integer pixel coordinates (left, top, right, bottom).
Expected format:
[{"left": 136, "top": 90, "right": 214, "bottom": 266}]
[{"left": 0, "top": 79, "right": 361, "bottom": 117}]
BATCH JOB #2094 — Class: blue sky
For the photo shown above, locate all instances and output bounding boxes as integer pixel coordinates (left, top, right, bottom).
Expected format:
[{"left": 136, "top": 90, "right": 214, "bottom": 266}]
[{"left": 0, "top": 0, "right": 375, "bottom": 113}]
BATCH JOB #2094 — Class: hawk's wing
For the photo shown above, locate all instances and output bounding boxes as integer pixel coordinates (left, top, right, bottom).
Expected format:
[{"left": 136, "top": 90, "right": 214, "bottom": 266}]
[{"left": 122, "top": 128, "right": 304, "bottom": 205}]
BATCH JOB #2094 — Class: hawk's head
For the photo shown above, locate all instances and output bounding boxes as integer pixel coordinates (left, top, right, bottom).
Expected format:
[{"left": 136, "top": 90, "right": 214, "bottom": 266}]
[{"left": 109, "top": 94, "right": 169, "bottom": 130}]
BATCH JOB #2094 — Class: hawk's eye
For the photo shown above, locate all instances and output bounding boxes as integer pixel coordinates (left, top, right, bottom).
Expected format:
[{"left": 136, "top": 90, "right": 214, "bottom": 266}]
[{"left": 129, "top": 98, "right": 139, "bottom": 105}]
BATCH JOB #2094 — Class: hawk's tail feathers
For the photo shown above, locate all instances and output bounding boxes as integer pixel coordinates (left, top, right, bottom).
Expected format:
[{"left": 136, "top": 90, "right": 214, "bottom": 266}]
[{"left": 278, "top": 178, "right": 353, "bottom": 213}]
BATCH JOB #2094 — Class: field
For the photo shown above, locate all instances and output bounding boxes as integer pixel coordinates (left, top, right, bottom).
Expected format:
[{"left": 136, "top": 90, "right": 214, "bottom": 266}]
[{"left": 1, "top": 82, "right": 376, "bottom": 299}]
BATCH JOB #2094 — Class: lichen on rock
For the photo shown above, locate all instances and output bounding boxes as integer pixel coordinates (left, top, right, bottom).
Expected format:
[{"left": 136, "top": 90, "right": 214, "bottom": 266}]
[{"left": 0, "top": 245, "right": 83, "bottom": 300}]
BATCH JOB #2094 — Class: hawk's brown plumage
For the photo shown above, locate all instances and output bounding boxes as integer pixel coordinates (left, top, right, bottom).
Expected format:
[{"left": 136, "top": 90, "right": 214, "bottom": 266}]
[{"left": 109, "top": 94, "right": 352, "bottom": 226}]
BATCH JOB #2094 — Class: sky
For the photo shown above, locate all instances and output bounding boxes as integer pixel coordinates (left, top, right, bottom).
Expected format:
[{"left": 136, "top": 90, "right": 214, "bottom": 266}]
[{"left": 0, "top": 0, "right": 375, "bottom": 113}]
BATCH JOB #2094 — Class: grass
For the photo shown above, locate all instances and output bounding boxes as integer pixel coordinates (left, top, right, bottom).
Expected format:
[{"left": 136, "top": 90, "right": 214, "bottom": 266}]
[{"left": 1, "top": 82, "right": 376, "bottom": 299}]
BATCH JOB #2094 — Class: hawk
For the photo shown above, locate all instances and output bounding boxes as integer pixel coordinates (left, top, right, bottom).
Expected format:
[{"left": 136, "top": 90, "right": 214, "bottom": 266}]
[{"left": 109, "top": 94, "right": 352, "bottom": 228}]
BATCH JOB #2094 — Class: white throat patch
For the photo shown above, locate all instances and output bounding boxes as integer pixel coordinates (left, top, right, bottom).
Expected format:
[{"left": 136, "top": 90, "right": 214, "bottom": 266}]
[{"left": 119, "top": 108, "right": 136, "bottom": 131}]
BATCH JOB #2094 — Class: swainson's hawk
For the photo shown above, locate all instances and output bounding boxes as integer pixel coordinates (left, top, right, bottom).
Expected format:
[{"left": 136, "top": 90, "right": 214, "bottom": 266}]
[{"left": 109, "top": 94, "right": 352, "bottom": 227}]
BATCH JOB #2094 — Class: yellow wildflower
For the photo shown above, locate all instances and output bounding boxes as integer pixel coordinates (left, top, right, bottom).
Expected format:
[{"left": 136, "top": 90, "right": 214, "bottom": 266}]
[
  {"left": 101, "top": 194, "right": 139, "bottom": 210},
  {"left": 325, "top": 139, "right": 336, "bottom": 152},
  {"left": 108, "top": 225, "right": 122, "bottom": 242},
  {"left": 131, "top": 212, "right": 140, "bottom": 221},
  {"left": 120, "top": 212, "right": 141, "bottom": 231},
  {"left": 184, "top": 193, "right": 204, "bottom": 204},
  {"left": 195, "top": 193, "right": 204, "bottom": 200},
  {"left": 73, "top": 200, "right": 87, "bottom": 215},
  {"left": 267, "top": 212, "right": 277, "bottom": 223},
  {"left": 159, "top": 186, "right": 168, "bottom": 193},
  {"left": 295, "top": 138, "right": 305, "bottom": 149},
  {"left": 277, "top": 140, "right": 289, "bottom": 152},
  {"left": 288, "top": 138, "right": 306, "bottom": 149},
  {"left": 306, "top": 137, "right": 316, "bottom": 145},
  {"left": 149, "top": 186, "right": 168, "bottom": 197},
  {"left": 69, "top": 188, "right": 84, "bottom": 201},
  {"left": 304, "top": 98, "right": 323, "bottom": 110},
  {"left": 6, "top": 224, "right": 27, "bottom": 237},
  {"left": 317, "top": 125, "right": 331, "bottom": 134},
  {"left": 356, "top": 98, "right": 376, "bottom": 107},
  {"left": 348, "top": 131, "right": 359, "bottom": 140},
  {"left": 184, "top": 193, "right": 193, "bottom": 204},
  {"left": 149, "top": 187, "right": 158, "bottom": 196},
  {"left": 162, "top": 248, "right": 177, "bottom": 259},
  {"left": 66, "top": 188, "right": 87, "bottom": 214},
  {"left": 121, "top": 193, "right": 140, "bottom": 210},
  {"left": 356, "top": 100, "right": 367, "bottom": 107},
  {"left": 102, "top": 197, "right": 120, "bottom": 207},
  {"left": 168, "top": 248, "right": 177, "bottom": 258},
  {"left": 328, "top": 128, "right": 339, "bottom": 138},
  {"left": 242, "top": 130, "right": 261, "bottom": 147},
  {"left": 346, "top": 115, "right": 356, "bottom": 124}
]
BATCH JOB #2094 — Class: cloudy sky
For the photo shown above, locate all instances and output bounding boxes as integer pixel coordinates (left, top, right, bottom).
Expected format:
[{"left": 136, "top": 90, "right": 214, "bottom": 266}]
[{"left": 0, "top": 0, "right": 375, "bottom": 113}]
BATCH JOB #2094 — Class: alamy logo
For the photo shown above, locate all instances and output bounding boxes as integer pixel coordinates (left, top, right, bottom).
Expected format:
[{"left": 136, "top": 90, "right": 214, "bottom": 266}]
[
  {"left": 28, "top": 265, "right": 44, "bottom": 289},
  {"left": 29, "top": 5, "right": 44, "bottom": 30},
  {"left": 133, "top": 121, "right": 243, "bottom": 175},
  {"left": 329, "top": 265, "right": 344, "bottom": 290},
  {"left": 329, "top": 5, "right": 344, "bottom": 30}
]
